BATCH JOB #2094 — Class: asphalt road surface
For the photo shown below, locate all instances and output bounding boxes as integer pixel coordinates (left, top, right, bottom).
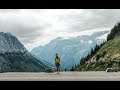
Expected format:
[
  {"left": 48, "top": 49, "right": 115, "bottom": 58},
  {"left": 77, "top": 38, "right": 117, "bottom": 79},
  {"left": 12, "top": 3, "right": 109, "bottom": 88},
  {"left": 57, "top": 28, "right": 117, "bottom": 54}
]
[{"left": 0, "top": 71, "right": 120, "bottom": 81}]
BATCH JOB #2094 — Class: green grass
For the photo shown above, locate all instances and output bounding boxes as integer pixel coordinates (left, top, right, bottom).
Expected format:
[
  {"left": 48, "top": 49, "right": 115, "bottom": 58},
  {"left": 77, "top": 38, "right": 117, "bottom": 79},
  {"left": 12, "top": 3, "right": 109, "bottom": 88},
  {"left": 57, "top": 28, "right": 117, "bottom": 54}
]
[
  {"left": 0, "top": 53, "right": 46, "bottom": 72},
  {"left": 75, "top": 36, "right": 120, "bottom": 71}
]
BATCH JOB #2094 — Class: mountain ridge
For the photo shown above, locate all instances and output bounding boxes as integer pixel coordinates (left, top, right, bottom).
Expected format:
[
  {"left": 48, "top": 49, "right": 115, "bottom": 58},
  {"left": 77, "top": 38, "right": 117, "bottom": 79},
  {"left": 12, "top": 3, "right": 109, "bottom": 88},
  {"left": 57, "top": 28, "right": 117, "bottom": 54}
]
[
  {"left": 31, "top": 30, "right": 109, "bottom": 69},
  {"left": 0, "top": 32, "right": 48, "bottom": 72},
  {"left": 75, "top": 22, "right": 120, "bottom": 71}
]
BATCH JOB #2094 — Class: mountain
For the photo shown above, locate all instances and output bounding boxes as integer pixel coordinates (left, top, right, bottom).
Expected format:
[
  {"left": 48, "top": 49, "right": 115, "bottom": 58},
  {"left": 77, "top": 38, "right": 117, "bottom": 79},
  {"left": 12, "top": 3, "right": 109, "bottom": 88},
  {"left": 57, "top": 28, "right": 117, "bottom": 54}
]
[
  {"left": 31, "top": 30, "right": 109, "bottom": 69},
  {"left": 0, "top": 32, "right": 48, "bottom": 72},
  {"left": 75, "top": 22, "right": 120, "bottom": 71}
]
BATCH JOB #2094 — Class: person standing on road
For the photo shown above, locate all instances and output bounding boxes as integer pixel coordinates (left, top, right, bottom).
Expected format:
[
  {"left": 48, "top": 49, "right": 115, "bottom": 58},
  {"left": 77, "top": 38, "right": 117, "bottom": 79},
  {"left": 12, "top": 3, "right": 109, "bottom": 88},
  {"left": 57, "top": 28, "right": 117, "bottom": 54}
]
[{"left": 55, "top": 54, "right": 61, "bottom": 74}]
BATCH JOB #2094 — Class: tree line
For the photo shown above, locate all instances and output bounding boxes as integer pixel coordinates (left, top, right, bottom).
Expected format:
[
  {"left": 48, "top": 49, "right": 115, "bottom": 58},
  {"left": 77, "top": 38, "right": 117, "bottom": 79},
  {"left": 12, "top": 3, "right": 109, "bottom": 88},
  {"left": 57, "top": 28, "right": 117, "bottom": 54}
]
[{"left": 67, "top": 22, "right": 120, "bottom": 71}]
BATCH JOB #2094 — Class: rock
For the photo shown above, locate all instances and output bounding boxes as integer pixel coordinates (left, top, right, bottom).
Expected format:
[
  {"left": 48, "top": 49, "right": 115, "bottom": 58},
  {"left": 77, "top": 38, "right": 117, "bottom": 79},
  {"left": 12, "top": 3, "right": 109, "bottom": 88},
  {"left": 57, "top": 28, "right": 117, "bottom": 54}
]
[
  {"left": 45, "top": 68, "right": 54, "bottom": 73},
  {"left": 106, "top": 68, "right": 119, "bottom": 72}
]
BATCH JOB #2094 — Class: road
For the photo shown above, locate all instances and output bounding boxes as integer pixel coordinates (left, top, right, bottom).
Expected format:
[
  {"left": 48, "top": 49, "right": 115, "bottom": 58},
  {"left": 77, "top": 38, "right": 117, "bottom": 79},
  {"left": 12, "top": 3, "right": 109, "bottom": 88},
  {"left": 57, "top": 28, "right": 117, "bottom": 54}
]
[{"left": 0, "top": 71, "right": 120, "bottom": 81}]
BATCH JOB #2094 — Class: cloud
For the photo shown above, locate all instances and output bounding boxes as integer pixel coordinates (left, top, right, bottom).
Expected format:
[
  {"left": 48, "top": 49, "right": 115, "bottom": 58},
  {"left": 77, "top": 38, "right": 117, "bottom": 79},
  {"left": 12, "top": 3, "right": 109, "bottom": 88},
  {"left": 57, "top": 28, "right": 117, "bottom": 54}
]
[
  {"left": 0, "top": 9, "right": 120, "bottom": 51},
  {"left": 55, "top": 9, "right": 120, "bottom": 32},
  {"left": 0, "top": 9, "right": 49, "bottom": 44}
]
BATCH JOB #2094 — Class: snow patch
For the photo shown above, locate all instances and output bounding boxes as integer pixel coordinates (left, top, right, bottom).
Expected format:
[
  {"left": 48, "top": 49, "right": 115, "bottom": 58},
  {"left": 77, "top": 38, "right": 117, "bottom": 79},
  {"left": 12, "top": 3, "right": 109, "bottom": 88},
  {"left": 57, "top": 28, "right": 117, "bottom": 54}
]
[
  {"left": 80, "top": 40, "right": 93, "bottom": 44},
  {"left": 0, "top": 32, "right": 27, "bottom": 53},
  {"left": 96, "top": 32, "right": 109, "bottom": 40}
]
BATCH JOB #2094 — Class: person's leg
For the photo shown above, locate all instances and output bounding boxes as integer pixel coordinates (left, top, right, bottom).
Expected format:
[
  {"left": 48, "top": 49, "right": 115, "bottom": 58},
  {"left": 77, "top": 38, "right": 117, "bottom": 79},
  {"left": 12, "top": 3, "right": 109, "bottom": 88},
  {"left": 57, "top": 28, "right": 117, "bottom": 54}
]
[
  {"left": 57, "top": 64, "right": 60, "bottom": 73},
  {"left": 58, "top": 68, "right": 60, "bottom": 72},
  {"left": 55, "top": 64, "right": 58, "bottom": 72},
  {"left": 57, "top": 67, "right": 58, "bottom": 72},
  {"left": 57, "top": 65, "right": 59, "bottom": 72},
  {"left": 58, "top": 64, "right": 60, "bottom": 72},
  {"left": 56, "top": 64, "right": 60, "bottom": 73}
]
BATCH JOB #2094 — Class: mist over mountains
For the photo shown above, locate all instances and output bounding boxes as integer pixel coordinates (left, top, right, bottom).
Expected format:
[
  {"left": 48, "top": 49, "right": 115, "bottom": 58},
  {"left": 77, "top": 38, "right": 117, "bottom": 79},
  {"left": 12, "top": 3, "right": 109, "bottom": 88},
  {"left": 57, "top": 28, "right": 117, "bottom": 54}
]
[
  {"left": 31, "top": 30, "right": 109, "bottom": 69},
  {"left": 75, "top": 22, "right": 120, "bottom": 71}
]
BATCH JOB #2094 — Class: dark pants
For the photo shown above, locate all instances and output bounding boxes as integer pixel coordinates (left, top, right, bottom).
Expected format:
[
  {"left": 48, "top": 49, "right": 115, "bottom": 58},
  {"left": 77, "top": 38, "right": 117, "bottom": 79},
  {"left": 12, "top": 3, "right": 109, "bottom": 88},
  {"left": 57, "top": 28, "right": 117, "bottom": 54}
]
[{"left": 55, "top": 63, "right": 60, "bottom": 72}]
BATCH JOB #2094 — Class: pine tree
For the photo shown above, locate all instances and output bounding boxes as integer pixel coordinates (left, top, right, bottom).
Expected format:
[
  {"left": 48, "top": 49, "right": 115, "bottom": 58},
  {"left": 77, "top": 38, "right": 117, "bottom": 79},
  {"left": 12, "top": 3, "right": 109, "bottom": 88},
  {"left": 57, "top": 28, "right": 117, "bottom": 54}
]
[
  {"left": 70, "top": 66, "right": 74, "bottom": 71},
  {"left": 65, "top": 68, "right": 67, "bottom": 71},
  {"left": 75, "top": 41, "right": 106, "bottom": 70},
  {"left": 107, "top": 22, "right": 120, "bottom": 41}
]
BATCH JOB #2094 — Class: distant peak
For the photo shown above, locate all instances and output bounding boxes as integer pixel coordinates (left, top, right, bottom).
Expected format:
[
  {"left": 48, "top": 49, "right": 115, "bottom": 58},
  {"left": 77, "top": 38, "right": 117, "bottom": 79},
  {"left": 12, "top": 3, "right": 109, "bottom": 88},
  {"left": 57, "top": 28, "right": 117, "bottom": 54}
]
[
  {"left": 0, "top": 32, "right": 27, "bottom": 53},
  {"left": 91, "top": 30, "right": 109, "bottom": 37},
  {"left": 52, "top": 37, "right": 63, "bottom": 41},
  {"left": 56, "top": 37, "right": 63, "bottom": 39},
  {"left": 0, "top": 32, "right": 12, "bottom": 36}
]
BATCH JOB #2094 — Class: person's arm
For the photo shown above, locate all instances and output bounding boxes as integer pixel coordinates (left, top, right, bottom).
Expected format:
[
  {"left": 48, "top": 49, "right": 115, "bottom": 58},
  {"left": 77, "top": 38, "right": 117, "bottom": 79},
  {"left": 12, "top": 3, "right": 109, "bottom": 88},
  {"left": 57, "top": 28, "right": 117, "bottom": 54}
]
[
  {"left": 59, "top": 57, "right": 61, "bottom": 64},
  {"left": 55, "top": 58, "right": 56, "bottom": 63}
]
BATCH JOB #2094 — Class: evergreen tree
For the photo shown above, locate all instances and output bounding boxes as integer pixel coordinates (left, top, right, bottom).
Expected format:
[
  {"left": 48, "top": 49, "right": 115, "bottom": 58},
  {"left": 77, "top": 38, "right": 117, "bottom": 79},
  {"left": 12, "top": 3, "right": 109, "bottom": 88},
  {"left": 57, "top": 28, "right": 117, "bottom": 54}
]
[
  {"left": 70, "top": 66, "right": 74, "bottom": 71},
  {"left": 74, "top": 40, "right": 106, "bottom": 70},
  {"left": 65, "top": 68, "right": 67, "bottom": 71},
  {"left": 107, "top": 22, "right": 120, "bottom": 41}
]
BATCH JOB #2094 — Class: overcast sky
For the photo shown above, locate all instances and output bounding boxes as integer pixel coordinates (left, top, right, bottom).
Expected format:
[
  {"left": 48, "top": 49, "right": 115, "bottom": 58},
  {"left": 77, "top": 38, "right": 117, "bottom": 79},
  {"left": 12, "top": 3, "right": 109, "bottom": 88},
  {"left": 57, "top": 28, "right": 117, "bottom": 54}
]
[{"left": 0, "top": 9, "right": 120, "bottom": 51}]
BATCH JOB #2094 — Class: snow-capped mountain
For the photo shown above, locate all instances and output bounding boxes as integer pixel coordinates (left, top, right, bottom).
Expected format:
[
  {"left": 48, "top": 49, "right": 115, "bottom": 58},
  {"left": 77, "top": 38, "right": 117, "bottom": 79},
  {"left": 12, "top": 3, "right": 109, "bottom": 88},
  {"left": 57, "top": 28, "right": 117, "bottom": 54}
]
[
  {"left": 0, "top": 32, "right": 48, "bottom": 72},
  {"left": 0, "top": 32, "right": 27, "bottom": 53},
  {"left": 31, "top": 30, "right": 109, "bottom": 69}
]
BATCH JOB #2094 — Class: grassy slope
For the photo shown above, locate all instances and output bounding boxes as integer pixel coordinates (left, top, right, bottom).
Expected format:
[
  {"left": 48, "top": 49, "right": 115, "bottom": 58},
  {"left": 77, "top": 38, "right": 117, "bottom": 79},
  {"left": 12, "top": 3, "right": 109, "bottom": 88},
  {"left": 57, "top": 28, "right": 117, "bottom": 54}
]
[
  {"left": 75, "top": 36, "right": 120, "bottom": 71},
  {"left": 0, "top": 53, "right": 47, "bottom": 72}
]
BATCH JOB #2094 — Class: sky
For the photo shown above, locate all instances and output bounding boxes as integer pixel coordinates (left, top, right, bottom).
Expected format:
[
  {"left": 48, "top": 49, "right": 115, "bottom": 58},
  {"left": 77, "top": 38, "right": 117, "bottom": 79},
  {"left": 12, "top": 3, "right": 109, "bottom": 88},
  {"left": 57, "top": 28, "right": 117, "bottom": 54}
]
[{"left": 0, "top": 9, "right": 120, "bottom": 51}]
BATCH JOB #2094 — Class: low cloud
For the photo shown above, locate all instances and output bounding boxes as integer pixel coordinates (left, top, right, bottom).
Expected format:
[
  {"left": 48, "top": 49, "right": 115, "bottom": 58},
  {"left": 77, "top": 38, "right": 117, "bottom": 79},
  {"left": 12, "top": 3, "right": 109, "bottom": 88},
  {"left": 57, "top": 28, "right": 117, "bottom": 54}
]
[{"left": 0, "top": 9, "right": 120, "bottom": 50}]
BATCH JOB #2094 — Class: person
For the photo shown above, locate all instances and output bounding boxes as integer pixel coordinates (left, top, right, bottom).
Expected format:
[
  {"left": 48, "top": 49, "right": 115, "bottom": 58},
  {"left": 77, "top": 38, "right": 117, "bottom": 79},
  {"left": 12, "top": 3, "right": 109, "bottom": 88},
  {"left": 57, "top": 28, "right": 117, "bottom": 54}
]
[{"left": 55, "top": 54, "right": 61, "bottom": 74}]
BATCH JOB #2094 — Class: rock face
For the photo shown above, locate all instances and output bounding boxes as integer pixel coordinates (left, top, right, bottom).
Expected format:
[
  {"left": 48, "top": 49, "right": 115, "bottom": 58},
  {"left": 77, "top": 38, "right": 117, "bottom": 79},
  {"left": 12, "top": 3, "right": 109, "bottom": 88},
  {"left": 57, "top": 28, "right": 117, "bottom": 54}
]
[
  {"left": 0, "top": 32, "right": 27, "bottom": 53},
  {"left": 31, "top": 30, "right": 109, "bottom": 69},
  {"left": 0, "top": 32, "right": 48, "bottom": 72}
]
